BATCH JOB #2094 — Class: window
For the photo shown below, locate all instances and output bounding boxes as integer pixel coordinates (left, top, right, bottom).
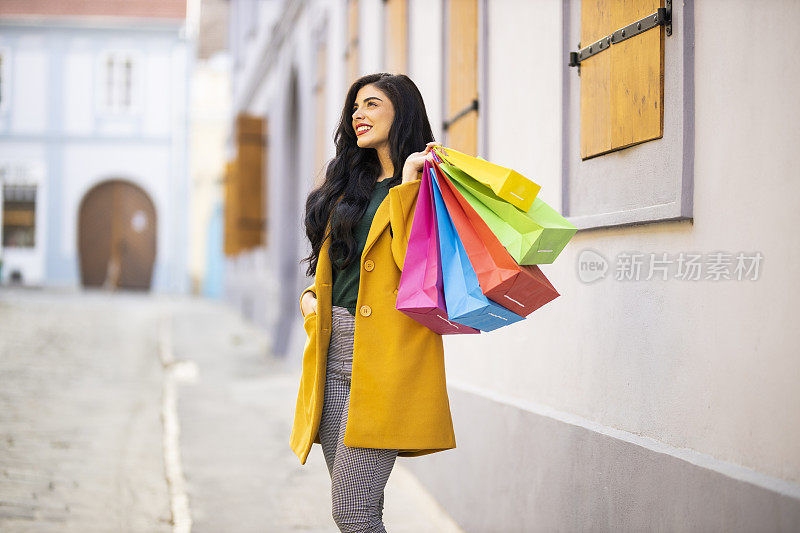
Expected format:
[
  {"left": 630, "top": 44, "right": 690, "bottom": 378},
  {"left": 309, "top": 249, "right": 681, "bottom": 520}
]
[
  {"left": 384, "top": 0, "right": 408, "bottom": 74},
  {"left": 2, "top": 184, "right": 37, "bottom": 248},
  {"left": 443, "top": 0, "right": 479, "bottom": 155},
  {"left": 100, "top": 51, "right": 139, "bottom": 114},
  {"left": 563, "top": 0, "right": 694, "bottom": 229}
]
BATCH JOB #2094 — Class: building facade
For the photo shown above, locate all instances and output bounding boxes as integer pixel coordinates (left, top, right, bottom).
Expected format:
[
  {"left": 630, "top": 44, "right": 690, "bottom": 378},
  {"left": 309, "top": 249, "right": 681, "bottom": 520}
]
[
  {"left": 0, "top": 1, "right": 191, "bottom": 292},
  {"left": 225, "top": 0, "right": 800, "bottom": 530},
  {"left": 188, "top": 0, "right": 230, "bottom": 298}
]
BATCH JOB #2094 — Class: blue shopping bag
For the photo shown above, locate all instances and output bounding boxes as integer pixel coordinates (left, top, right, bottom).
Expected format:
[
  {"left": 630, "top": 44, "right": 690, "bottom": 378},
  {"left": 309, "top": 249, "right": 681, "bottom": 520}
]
[{"left": 429, "top": 166, "right": 525, "bottom": 332}]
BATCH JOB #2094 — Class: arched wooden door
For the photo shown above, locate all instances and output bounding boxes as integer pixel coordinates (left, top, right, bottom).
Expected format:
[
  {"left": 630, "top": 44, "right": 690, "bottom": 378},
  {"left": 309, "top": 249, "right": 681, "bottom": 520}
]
[{"left": 78, "top": 180, "right": 157, "bottom": 290}]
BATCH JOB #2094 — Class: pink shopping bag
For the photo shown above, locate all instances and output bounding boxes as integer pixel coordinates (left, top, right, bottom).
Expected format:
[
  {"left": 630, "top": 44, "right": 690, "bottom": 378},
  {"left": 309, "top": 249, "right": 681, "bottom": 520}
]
[{"left": 395, "top": 160, "right": 479, "bottom": 335}]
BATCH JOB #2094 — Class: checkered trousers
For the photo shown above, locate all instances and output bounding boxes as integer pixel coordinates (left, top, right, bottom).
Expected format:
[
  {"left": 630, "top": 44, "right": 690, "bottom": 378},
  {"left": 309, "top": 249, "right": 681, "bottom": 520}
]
[{"left": 318, "top": 305, "right": 399, "bottom": 533}]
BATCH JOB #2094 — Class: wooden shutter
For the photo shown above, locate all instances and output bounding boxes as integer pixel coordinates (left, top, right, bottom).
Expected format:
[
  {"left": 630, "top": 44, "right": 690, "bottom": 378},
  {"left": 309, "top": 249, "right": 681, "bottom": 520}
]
[
  {"left": 580, "top": 0, "right": 664, "bottom": 159},
  {"left": 224, "top": 114, "right": 266, "bottom": 256},
  {"left": 345, "top": 0, "right": 360, "bottom": 86},
  {"left": 235, "top": 114, "right": 266, "bottom": 249},
  {"left": 223, "top": 160, "right": 240, "bottom": 256},
  {"left": 444, "top": 0, "right": 478, "bottom": 155},
  {"left": 384, "top": 0, "right": 408, "bottom": 74}
]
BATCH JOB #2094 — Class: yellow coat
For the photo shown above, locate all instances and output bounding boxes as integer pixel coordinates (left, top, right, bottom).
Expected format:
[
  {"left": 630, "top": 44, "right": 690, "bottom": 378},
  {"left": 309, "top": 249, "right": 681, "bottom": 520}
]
[{"left": 289, "top": 179, "right": 457, "bottom": 465}]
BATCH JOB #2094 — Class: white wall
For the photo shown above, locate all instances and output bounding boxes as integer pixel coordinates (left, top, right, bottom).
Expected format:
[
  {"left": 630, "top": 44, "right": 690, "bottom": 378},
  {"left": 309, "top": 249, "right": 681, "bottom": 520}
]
[
  {"left": 408, "top": 0, "right": 444, "bottom": 141},
  {"left": 188, "top": 54, "right": 231, "bottom": 291},
  {"left": 10, "top": 41, "right": 49, "bottom": 133},
  {"left": 227, "top": 0, "right": 800, "bottom": 489},
  {"left": 441, "top": 0, "right": 800, "bottom": 485}
]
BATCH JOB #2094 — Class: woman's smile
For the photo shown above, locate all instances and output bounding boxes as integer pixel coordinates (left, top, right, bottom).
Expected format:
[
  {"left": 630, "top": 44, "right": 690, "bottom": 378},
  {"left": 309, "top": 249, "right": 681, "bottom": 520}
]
[{"left": 355, "top": 123, "right": 373, "bottom": 136}]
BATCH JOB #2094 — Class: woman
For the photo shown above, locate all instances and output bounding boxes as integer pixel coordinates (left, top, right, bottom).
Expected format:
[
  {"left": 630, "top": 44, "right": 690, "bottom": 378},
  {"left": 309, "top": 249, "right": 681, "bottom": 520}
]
[{"left": 289, "top": 73, "right": 456, "bottom": 532}]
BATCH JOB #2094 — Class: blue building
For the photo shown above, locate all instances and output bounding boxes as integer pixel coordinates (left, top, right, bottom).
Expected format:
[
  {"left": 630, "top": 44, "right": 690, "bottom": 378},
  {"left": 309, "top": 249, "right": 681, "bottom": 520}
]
[{"left": 0, "top": 0, "right": 191, "bottom": 292}]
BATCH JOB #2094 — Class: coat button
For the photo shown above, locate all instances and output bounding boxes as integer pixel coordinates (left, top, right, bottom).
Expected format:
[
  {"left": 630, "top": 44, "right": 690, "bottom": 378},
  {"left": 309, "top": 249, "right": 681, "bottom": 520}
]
[
  {"left": 364, "top": 259, "right": 375, "bottom": 271},
  {"left": 359, "top": 305, "right": 372, "bottom": 317}
]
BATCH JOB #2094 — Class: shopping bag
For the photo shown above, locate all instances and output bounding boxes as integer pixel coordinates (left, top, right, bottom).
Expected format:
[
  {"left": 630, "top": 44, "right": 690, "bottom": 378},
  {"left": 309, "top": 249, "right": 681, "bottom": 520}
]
[
  {"left": 432, "top": 145, "right": 541, "bottom": 212},
  {"left": 430, "top": 164, "right": 525, "bottom": 331},
  {"left": 431, "top": 160, "right": 560, "bottom": 317},
  {"left": 396, "top": 160, "right": 479, "bottom": 335},
  {"left": 440, "top": 162, "right": 577, "bottom": 265}
]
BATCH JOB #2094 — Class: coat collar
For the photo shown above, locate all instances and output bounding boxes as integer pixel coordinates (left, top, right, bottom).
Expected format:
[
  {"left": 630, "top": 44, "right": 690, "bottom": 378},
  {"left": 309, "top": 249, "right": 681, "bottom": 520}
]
[
  {"left": 361, "top": 193, "right": 391, "bottom": 259},
  {"left": 318, "top": 190, "right": 392, "bottom": 284}
]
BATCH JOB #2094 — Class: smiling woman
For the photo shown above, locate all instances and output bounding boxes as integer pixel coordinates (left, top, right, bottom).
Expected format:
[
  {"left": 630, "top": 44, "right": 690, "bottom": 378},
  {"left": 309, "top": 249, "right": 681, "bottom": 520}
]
[
  {"left": 291, "top": 73, "right": 448, "bottom": 532},
  {"left": 351, "top": 87, "right": 395, "bottom": 182},
  {"left": 300, "top": 73, "right": 438, "bottom": 281}
]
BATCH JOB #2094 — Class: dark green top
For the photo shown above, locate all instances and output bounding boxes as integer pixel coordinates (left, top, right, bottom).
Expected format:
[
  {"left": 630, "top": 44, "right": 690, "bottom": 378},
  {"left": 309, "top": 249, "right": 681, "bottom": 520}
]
[{"left": 331, "top": 178, "right": 393, "bottom": 316}]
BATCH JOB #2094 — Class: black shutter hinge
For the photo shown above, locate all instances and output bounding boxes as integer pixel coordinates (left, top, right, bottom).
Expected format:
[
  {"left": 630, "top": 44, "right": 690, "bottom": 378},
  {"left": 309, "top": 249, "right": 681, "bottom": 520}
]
[{"left": 568, "top": 0, "right": 672, "bottom": 68}]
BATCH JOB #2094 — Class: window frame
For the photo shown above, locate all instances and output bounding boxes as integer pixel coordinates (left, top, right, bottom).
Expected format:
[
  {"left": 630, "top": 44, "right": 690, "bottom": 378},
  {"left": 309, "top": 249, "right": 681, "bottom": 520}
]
[
  {"left": 561, "top": 0, "right": 694, "bottom": 230},
  {"left": 96, "top": 49, "right": 143, "bottom": 117},
  {"left": 313, "top": 18, "right": 329, "bottom": 184},
  {"left": 345, "top": 0, "right": 360, "bottom": 88},
  {"left": 2, "top": 183, "right": 38, "bottom": 249}
]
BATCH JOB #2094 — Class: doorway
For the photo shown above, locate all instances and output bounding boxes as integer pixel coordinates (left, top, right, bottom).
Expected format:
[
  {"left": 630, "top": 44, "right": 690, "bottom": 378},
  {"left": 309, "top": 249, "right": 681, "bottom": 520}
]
[{"left": 78, "top": 179, "right": 157, "bottom": 290}]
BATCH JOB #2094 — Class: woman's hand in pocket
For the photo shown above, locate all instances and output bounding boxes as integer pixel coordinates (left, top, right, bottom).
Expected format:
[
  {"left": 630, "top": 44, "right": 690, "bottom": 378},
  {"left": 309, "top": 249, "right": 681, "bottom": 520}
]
[{"left": 301, "top": 291, "right": 318, "bottom": 317}]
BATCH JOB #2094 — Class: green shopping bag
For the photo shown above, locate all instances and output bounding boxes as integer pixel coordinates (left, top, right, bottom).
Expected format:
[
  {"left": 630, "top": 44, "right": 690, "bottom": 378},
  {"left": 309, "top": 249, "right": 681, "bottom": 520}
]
[{"left": 440, "top": 162, "right": 577, "bottom": 265}]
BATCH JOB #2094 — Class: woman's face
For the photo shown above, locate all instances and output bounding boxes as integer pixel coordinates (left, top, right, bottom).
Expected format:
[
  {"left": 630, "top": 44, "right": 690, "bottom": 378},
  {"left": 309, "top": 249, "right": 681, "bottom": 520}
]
[{"left": 351, "top": 84, "right": 395, "bottom": 150}]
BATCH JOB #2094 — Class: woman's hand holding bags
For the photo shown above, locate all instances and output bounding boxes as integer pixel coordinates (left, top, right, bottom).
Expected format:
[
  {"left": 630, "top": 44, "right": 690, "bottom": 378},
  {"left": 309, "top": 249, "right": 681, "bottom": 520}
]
[{"left": 395, "top": 144, "right": 576, "bottom": 334}]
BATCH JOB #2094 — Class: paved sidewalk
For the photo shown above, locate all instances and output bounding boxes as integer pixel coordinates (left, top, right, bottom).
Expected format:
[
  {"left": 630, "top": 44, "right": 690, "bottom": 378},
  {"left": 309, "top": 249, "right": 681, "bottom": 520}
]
[
  {"left": 167, "top": 294, "right": 464, "bottom": 532},
  {"left": 0, "top": 288, "right": 463, "bottom": 532}
]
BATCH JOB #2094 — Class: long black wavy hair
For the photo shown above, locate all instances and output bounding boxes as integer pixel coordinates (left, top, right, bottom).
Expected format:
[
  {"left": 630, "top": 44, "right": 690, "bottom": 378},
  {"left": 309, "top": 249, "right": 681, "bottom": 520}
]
[{"left": 301, "top": 73, "right": 435, "bottom": 277}]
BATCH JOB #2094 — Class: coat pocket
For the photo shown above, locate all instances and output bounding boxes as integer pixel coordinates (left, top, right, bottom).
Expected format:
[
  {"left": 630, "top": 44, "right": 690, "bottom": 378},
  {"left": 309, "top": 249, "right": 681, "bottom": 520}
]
[
  {"left": 299, "top": 312, "right": 318, "bottom": 418},
  {"left": 302, "top": 309, "right": 317, "bottom": 333},
  {"left": 302, "top": 312, "right": 317, "bottom": 352}
]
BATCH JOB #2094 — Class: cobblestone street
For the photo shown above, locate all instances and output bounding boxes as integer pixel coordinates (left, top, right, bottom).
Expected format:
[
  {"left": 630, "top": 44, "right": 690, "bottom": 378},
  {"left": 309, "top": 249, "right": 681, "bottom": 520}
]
[
  {"left": 0, "top": 288, "right": 171, "bottom": 532},
  {"left": 0, "top": 288, "right": 462, "bottom": 532}
]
